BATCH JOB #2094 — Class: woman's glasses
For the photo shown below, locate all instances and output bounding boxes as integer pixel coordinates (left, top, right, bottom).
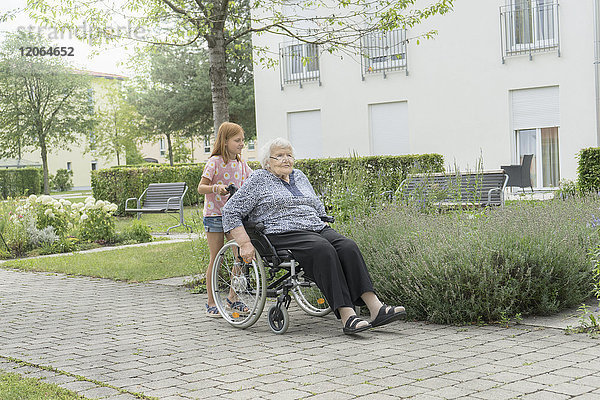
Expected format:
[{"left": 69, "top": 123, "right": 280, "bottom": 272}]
[{"left": 270, "top": 155, "right": 295, "bottom": 162}]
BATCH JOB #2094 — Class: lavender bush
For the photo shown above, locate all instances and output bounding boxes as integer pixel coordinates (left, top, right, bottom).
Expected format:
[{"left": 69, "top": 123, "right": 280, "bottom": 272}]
[{"left": 338, "top": 197, "right": 599, "bottom": 324}]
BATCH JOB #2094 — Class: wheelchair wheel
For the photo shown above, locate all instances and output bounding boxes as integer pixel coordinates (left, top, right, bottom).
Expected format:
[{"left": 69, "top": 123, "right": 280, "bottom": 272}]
[
  {"left": 291, "top": 276, "right": 332, "bottom": 317},
  {"left": 211, "top": 240, "right": 266, "bottom": 329},
  {"left": 267, "top": 304, "right": 289, "bottom": 334}
]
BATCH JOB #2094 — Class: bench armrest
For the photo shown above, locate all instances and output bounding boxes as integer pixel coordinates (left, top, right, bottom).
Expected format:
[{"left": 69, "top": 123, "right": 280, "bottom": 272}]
[
  {"left": 125, "top": 197, "right": 140, "bottom": 210},
  {"left": 165, "top": 196, "right": 182, "bottom": 210}
]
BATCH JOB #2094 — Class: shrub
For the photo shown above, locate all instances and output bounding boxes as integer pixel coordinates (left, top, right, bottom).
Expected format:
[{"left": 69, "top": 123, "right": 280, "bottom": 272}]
[
  {"left": 50, "top": 169, "right": 73, "bottom": 192},
  {"left": 17, "top": 195, "right": 76, "bottom": 237},
  {"left": 76, "top": 197, "right": 118, "bottom": 242},
  {"left": 122, "top": 220, "right": 153, "bottom": 243},
  {"left": 338, "top": 197, "right": 598, "bottom": 324},
  {"left": 554, "top": 179, "right": 582, "bottom": 200},
  {"left": 578, "top": 147, "right": 600, "bottom": 193},
  {"left": 92, "top": 154, "right": 443, "bottom": 215},
  {"left": 0, "top": 168, "right": 42, "bottom": 199}
]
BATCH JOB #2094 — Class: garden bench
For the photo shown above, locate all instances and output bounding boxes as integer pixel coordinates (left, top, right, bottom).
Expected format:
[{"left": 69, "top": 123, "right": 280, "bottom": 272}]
[
  {"left": 397, "top": 170, "right": 509, "bottom": 207},
  {"left": 124, "top": 182, "right": 192, "bottom": 234}
]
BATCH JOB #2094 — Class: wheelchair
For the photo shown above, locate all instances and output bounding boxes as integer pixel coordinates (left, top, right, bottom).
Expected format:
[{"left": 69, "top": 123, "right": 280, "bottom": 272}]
[{"left": 210, "top": 215, "right": 334, "bottom": 335}]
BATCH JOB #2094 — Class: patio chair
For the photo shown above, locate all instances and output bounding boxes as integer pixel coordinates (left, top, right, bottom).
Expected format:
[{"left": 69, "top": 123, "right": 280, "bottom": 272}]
[{"left": 501, "top": 154, "right": 534, "bottom": 192}]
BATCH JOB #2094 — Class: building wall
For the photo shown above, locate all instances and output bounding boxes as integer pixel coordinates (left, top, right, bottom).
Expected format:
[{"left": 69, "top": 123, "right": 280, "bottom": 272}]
[{"left": 252, "top": 0, "right": 596, "bottom": 186}]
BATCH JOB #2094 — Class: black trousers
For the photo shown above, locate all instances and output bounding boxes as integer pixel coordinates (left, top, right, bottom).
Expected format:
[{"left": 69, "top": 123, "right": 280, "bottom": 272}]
[{"left": 267, "top": 226, "right": 375, "bottom": 318}]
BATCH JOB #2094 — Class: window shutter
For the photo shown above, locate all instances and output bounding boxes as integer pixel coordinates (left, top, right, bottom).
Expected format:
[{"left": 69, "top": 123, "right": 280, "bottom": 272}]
[{"left": 511, "top": 86, "right": 559, "bottom": 130}]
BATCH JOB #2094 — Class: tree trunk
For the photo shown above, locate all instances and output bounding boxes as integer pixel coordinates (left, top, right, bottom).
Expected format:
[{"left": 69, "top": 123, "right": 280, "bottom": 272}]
[
  {"left": 40, "top": 136, "right": 49, "bottom": 194},
  {"left": 207, "top": 25, "right": 230, "bottom": 135},
  {"left": 166, "top": 133, "right": 174, "bottom": 166}
]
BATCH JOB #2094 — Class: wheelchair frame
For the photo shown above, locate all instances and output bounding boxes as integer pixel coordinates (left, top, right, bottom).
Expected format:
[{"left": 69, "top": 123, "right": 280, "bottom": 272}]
[{"left": 210, "top": 219, "right": 333, "bottom": 334}]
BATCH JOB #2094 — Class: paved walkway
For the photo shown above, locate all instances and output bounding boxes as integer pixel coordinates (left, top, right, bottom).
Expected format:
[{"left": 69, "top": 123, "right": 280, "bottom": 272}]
[{"left": 1, "top": 269, "right": 599, "bottom": 400}]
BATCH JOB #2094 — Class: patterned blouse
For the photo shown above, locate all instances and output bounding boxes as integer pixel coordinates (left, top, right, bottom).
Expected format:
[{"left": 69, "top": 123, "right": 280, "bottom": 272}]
[{"left": 222, "top": 169, "right": 327, "bottom": 235}]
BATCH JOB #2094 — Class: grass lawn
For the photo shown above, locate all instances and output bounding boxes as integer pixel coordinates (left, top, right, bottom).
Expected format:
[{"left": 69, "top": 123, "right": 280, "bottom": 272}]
[
  {"left": 0, "top": 372, "right": 87, "bottom": 400},
  {"left": 1, "top": 241, "right": 209, "bottom": 282},
  {"left": 115, "top": 206, "right": 204, "bottom": 235}
]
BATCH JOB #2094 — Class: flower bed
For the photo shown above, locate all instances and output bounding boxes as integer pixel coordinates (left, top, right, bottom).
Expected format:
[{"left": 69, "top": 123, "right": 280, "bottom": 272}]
[{"left": 0, "top": 195, "right": 150, "bottom": 259}]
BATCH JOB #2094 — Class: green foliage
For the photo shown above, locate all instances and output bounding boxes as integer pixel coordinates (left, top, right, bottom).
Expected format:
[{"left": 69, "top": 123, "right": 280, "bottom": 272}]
[
  {"left": 338, "top": 197, "right": 599, "bottom": 324},
  {"left": 50, "top": 169, "right": 73, "bottom": 192},
  {"left": 77, "top": 199, "right": 118, "bottom": 243},
  {"left": 0, "top": 31, "right": 95, "bottom": 194},
  {"left": 91, "top": 154, "right": 443, "bottom": 215},
  {"left": 0, "top": 168, "right": 42, "bottom": 199},
  {"left": 121, "top": 219, "right": 153, "bottom": 243},
  {"left": 554, "top": 179, "right": 583, "bottom": 200},
  {"left": 578, "top": 147, "right": 600, "bottom": 193}
]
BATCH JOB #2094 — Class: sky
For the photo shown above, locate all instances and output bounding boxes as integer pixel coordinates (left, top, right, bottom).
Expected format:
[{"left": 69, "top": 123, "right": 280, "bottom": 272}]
[{"left": 0, "top": 0, "right": 137, "bottom": 76}]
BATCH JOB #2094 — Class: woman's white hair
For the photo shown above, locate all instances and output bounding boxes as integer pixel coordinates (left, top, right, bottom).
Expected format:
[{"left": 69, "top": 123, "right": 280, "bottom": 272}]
[{"left": 259, "top": 137, "right": 295, "bottom": 169}]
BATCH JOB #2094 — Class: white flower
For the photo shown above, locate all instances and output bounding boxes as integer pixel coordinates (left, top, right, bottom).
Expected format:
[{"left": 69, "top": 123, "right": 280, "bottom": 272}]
[
  {"left": 63, "top": 200, "right": 72, "bottom": 206},
  {"left": 80, "top": 213, "right": 89, "bottom": 221},
  {"left": 84, "top": 196, "right": 95, "bottom": 205},
  {"left": 40, "top": 195, "right": 53, "bottom": 205},
  {"left": 44, "top": 209, "right": 53, "bottom": 216},
  {"left": 103, "top": 205, "right": 111, "bottom": 213},
  {"left": 28, "top": 194, "right": 38, "bottom": 202},
  {"left": 67, "top": 222, "right": 73, "bottom": 229}
]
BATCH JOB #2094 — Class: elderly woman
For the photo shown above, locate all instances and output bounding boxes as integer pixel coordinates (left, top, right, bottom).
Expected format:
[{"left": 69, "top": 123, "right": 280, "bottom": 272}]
[{"left": 222, "top": 138, "right": 405, "bottom": 334}]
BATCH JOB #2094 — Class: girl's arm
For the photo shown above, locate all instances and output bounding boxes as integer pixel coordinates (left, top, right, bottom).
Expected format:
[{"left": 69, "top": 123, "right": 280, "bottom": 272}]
[{"left": 197, "top": 176, "right": 228, "bottom": 195}]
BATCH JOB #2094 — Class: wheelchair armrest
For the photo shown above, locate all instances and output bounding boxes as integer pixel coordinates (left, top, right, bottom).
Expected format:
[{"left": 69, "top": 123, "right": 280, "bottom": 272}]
[
  {"left": 320, "top": 215, "right": 335, "bottom": 223},
  {"left": 242, "top": 220, "right": 265, "bottom": 232}
]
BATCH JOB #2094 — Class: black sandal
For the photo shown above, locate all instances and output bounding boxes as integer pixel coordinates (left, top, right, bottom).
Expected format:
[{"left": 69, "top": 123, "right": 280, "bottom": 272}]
[
  {"left": 371, "top": 304, "right": 406, "bottom": 328},
  {"left": 343, "top": 315, "right": 371, "bottom": 335}
]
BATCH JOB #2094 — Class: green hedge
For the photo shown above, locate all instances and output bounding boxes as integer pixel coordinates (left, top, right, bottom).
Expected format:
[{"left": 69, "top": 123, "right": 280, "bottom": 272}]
[
  {"left": 578, "top": 147, "right": 600, "bottom": 193},
  {"left": 0, "top": 168, "right": 42, "bottom": 199},
  {"left": 92, "top": 154, "right": 444, "bottom": 215}
]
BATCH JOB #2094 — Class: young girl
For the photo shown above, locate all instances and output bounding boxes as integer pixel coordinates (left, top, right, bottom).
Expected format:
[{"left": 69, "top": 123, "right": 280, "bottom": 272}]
[{"left": 197, "top": 122, "right": 253, "bottom": 317}]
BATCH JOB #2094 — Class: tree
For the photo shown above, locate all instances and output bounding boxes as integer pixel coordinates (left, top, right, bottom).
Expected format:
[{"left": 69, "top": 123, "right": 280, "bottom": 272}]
[
  {"left": 26, "top": 0, "right": 454, "bottom": 134},
  {"left": 93, "top": 80, "right": 144, "bottom": 166},
  {"left": 128, "top": 44, "right": 213, "bottom": 165},
  {"left": 0, "top": 31, "right": 95, "bottom": 194}
]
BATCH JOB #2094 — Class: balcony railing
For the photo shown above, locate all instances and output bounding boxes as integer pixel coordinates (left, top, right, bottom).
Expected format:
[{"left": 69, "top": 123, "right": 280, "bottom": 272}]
[
  {"left": 500, "top": 1, "right": 560, "bottom": 62},
  {"left": 279, "top": 42, "right": 321, "bottom": 89},
  {"left": 360, "top": 28, "right": 408, "bottom": 79}
]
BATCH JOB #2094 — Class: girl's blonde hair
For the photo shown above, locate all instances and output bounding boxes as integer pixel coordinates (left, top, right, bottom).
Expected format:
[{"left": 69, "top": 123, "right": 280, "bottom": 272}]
[{"left": 210, "top": 122, "right": 245, "bottom": 163}]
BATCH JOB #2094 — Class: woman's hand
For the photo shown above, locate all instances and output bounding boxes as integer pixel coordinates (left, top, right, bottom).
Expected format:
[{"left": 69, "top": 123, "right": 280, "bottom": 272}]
[{"left": 240, "top": 242, "right": 255, "bottom": 263}]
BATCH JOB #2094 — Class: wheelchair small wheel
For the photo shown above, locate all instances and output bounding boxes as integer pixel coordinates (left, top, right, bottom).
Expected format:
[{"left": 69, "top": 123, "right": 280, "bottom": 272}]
[
  {"left": 291, "top": 277, "right": 331, "bottom": 317},
  {"left": 267, "top": 304, "right": 289, "bottom": 335},
  {"left": 211, "top": 240, "right": 266, "bottom": 329}
]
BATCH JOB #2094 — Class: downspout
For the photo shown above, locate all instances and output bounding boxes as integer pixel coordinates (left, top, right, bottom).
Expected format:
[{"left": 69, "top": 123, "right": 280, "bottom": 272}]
[{"left": 594, "top": 0, "right": 600, "bottom": 145}]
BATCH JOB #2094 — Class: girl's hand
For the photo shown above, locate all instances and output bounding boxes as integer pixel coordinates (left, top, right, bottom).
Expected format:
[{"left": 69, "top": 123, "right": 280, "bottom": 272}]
[{"left": 213, "top": 184, "right": 228, "bottom": 195}]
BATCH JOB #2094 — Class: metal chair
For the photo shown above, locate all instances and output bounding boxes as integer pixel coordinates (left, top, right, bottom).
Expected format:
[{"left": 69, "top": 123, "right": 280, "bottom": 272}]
[{"left": 501, "top": 154, "right": 534, "bottom": 192}]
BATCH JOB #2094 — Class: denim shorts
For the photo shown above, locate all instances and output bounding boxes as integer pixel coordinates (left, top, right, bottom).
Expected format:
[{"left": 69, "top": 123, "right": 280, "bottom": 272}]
[{"left": 203, "top": 216, "right": 224, "bottom": 233}]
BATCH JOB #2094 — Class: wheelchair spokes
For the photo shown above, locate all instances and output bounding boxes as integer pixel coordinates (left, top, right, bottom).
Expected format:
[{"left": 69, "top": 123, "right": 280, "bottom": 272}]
[
  {"left": 291, "top": 277, "right": 332, "bottom": 317},
  {"left": 212, "top": 240, "right": 266, "bottom": 328}
]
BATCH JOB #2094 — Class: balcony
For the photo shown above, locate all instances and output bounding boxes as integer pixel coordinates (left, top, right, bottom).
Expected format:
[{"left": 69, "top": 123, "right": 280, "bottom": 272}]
[
  {"left": 279, "top": 42, "right": 320, "bottom": 89},
  {"left": 500, "top": 1, "right": 560, "bottom": 62},
  {"left": 360, "top": 28, "right": 407, "bottom": 79}
]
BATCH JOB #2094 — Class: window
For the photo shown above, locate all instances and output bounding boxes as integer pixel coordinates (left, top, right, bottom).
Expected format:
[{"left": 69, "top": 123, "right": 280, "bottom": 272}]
[
  {"left": 501, "top": 1, "right": 559, "bottom": 61},
  {"left": 510, "top": 86, "right": 560, "bottom": 188},
  {"left": 204, "top": 136, "right": 211, "bottom": 153},
  {"left": 280, "top": 42, "right": 320, "bottom": 86},
  {"left": 248, "top": 140, "right": 255, "bottom": 151},
  {"left": 361, "top": 28, "right": 407, "bottom": 78},
  {"left": 159, "top": 138, "right": 166, "bottom": 156},
  {"left": 515, "top": 127, "right": 559, "bottom": 188},
  {"left": 91, "top": 161, "right": 97, "bottom": 171},
  {"left": 66, "top": 162, "right": 71, "bottom": 171}
]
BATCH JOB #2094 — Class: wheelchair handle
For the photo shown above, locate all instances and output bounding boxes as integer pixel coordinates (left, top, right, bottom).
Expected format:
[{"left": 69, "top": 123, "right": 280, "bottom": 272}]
[
  {"left": 225, "top": 184, "right": 237, "bottom": 197},
  {"left": 320, "top": 215, "right": 335, "bottom": 223}
]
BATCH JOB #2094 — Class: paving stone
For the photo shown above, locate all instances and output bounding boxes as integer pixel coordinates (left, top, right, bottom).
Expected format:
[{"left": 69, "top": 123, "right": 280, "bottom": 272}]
[{"left": 2, "top": 269, "right": 600, "bottom": 400}]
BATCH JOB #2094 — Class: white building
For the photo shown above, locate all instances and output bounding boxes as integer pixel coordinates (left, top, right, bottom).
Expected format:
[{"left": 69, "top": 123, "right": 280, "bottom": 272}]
[{"left": 252, "top": 0, "right": 599, "bottom": 189}]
